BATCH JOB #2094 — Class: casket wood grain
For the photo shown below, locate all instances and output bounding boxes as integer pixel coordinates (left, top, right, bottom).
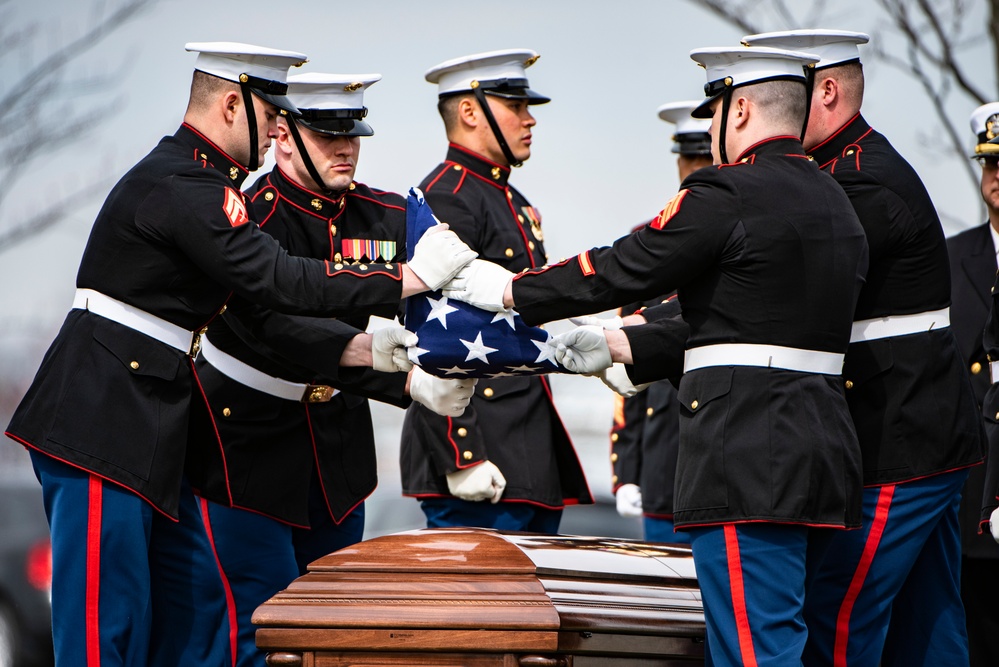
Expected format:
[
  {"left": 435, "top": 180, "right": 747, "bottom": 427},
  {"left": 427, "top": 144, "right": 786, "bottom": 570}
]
[{"left": 254, "top": 528, "right": 704, "bottom": 666}]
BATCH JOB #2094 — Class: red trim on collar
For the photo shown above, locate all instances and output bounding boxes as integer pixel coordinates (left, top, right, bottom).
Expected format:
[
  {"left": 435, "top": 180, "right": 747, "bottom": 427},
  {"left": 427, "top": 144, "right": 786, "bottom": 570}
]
[
  {"left": 448, "top": 142, "right": 510, "bottom": 173},
  {"left": 181, "top": 123, "right": 248, "bottom": 175},
  {"left": 735, "top": 135, "right": 800, "bottom": 162},
  {"left": 808, "top": 112, "right": 862, "bottom": 153}
]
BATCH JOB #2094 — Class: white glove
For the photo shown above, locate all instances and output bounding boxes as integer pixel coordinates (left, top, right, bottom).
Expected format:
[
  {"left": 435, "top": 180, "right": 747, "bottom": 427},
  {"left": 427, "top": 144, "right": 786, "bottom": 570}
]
[
  {"left": 570, "top": 315, "right": 623, "bottom": 330},
  {"left": 616, "top": 483, "right": 643, "bottom": 518},
  {"left": 446, "top": 460, "right": 507, "bottom": 503},
  {"left": 371, "top": 326, "right": 417, "bottom": 373},
  {"left": 599, "top": 363, "right": 651, "bottom": 397},
  {"left": 407, "top": 224, "right": 478, "bottom": 291},
  {"left": 409, "top": 366, "right": 477, "bottom": 417},
  {"left": 551, "top": 325, "right": 612, "bottom": 374},
  {"left": 991, "top": 507, "right": 999, "bottom": 544},
  {"left": 441, "top": 259, "right": 514, "bottom": 312}
]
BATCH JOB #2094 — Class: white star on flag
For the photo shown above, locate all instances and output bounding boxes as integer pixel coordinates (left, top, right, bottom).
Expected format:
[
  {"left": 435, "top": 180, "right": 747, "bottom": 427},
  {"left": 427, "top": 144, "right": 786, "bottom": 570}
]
[
  {"left": 426, "top": 295, "right": 459, "bottom": 329},
  {"left": 490, "top": 309, "right": 517, "bottom": 330},
  {"left": 408, "top": 346, "right": 430, "bottom": 365},
  {"left": 532, "top": 337, "right": 558, "bottom": 366},
  {"left": 507, "top": 364, "right": 541, "bottom": 373},
  {"left": 440, "top": 365, "right": 473, "bottom": 375},
  {"left": 461, "top": 332, "right": 499, "bottom": 364}
]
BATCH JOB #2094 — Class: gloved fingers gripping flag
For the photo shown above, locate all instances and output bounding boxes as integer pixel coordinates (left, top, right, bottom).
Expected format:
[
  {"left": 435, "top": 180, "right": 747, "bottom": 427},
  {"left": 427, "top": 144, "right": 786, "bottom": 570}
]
[{"left": 405, "top": 187, "right": 569, "bottom": 379}]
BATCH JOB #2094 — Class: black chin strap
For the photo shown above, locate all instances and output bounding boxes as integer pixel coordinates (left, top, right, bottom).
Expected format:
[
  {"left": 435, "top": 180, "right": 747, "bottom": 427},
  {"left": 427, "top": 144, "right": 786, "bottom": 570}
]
[
  {"left": 801, "top": 66, "right": 816, "bottom": 144},
  {"left": 240, "top": 84, "right": 259, "bottom": 171},
  {"left": 719, "top": 86, "right": 733, "bottom": 165},
  {"left": 285, "top": 116, "right": 333, "bottom": 194},
  {"left": 472, "top": 86, "right": 521, "bottom": 168}
]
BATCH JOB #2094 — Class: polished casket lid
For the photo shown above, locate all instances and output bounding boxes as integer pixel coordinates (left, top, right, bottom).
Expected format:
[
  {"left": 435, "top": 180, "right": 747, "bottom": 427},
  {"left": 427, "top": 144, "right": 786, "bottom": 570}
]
[{"left": 254, "top": 528, "right": 704, "bottom": 661}]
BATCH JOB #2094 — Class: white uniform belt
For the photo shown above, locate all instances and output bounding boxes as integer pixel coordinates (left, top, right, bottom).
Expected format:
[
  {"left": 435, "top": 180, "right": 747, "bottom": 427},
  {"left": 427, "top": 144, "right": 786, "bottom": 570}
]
[
  {"left": 72, "top": 288, "right": 195, "bottom": 354},
  {"left": 684, "top": 343, "right": 845, "bottom": 375},
  {"left": 850, "top": 308, "right": 950, "bottom": 343},
  {"left": 990, "top": 360, "right": 999, "bottom": 385},
  {"left": 199, "top": 336, "right": 339, "bottom": 403}
]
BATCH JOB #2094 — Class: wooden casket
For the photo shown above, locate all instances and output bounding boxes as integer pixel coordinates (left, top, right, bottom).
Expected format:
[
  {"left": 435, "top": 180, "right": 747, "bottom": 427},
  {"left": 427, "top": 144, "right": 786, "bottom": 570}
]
[{"left": 253, "top": 527, "right": 705, "bottom": 666}]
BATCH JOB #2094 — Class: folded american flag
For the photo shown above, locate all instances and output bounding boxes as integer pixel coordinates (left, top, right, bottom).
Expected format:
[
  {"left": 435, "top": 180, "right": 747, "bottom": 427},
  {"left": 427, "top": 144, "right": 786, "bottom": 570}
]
[{"left": 405, "top": 188, "right": 567, "bottom": 379}]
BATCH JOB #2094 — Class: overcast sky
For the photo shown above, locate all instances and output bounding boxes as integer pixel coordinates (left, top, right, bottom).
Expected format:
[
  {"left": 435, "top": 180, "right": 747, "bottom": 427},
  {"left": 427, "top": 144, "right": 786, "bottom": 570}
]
[{"left": 1, "top": 0, "right": 993, "bottom": 372}]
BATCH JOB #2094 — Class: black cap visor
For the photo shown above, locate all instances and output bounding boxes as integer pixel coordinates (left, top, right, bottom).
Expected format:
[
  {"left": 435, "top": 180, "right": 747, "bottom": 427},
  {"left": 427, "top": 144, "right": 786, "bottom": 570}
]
[{"left": 252, "top": 89, "right": 299, "bottom": 115}]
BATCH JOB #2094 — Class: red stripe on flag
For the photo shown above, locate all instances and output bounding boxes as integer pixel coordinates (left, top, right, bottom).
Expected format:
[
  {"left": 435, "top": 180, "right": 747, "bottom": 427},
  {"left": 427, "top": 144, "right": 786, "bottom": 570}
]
[
  {"left": 834, "top": 485, "right": 895, "bottom": 667},
  {"left": 724, "top": 524, "right": 758, "bottom": 667},
  {"left": 86, "top": 476, "right": 103, "bottom": 667}
]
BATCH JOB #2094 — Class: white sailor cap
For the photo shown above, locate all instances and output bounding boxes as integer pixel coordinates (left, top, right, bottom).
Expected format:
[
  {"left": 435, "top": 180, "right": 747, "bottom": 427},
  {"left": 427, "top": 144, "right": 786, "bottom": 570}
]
[
  {"left": 657, "top": 101, "right": 712, "bottom": 155},
  {"left": 970, "top": 102, "right": 999, "bottom": 157},
  {"left": 287, "top": 73, "right": 381, "bottom": 137},
  {"left": 185, "top": 41, "right": 308, "bottom": 113},
  {"left": 740, "top": 30, "right": 869, "bottom": 70},
  {"left": 689, "top": 46, "right": 819, "bottom": 119},
  {"left": 425, "top": 48, "right": 550, "bottom": 104}
]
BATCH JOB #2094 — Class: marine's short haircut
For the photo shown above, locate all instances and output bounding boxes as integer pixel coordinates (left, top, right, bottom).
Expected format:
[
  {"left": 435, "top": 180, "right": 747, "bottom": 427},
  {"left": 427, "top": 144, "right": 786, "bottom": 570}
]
[
  {"left": 187, "top": 70, "right": 241, "bottom": 113},
  {"left": 821, "top": 61, "right": 865, "bottom": 108},
  {"left": 741, "top": 79, "right": 808, "bottom": 135}
]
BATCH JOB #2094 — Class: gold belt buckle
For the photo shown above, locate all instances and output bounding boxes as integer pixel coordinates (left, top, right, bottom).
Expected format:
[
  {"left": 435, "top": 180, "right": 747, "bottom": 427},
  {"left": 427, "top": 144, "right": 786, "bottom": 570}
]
[
  {"left": 189, "top": 330, "right": 205, "bottom": 359},
  {"left": 303, "top": 384, "right": 334, "bottom": 403}
]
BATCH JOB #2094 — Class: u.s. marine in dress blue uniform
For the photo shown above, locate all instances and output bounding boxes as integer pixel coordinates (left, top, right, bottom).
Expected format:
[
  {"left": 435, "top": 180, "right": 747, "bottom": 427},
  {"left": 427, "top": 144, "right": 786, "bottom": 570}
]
[
  {"left": 401, "top": 50, "right": 592, "bottom": 531},
  {"left": 183, "top": 72, "right": 423, "bottom": 667},
  {"left": 476, "top": 46, "right": 869, "bottom": 666},
  {"left": 2, "top": 44, "right": 466, "bottom": 667},
  {"left": 741, "top": 30, "right": 985, "bottom": 667},
  {"left": 186, "top": 171, "right": 413, "bottom": 667}
]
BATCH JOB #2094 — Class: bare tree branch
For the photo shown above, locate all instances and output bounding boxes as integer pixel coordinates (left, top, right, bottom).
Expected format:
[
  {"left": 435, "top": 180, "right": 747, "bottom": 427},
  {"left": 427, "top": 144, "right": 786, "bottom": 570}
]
[{"left": 0, "top": 0, "right": 156, "bottom": 253}]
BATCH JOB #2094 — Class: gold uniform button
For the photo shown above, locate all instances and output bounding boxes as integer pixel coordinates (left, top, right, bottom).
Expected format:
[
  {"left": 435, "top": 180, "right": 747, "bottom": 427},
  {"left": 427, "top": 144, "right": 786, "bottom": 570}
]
[
  {"left": 611, "top": 475, "right": 619, "bottom": 485},
  {"left": 339, "top": 199, "right": 345, "bottom": 209},
  {"left": 349, "top": 182, "right": 356, "bottom": 190},
  {"left": 610, "top": 452, "right": 618, "bottom": 462},
  {"left": 330, "top": 224, "right": 337, "bottom": 236},
  {"left": 463, "top": 450, "right": 473, "bottom": 461},
  {"left": 518, "top": 214, "right": 525, "bottom": 222},
  {"left": 506, "top": 191, "right": 513, "bottom": 200},
  {"left": 846, "top": 149, "right": 855, "bottom": 156},
  {"left": 457, "top": 427, "right": 468, "bottom": 437},
  {"left": 505, "top": 248, "right": 514, "bottom": 258},
  {"left": 610, "top": 433, "right": 619, "bottom": 443},
  {"left": 311, "top": 198, "right": 323, "bottom": 211},
  {"left": 453, "top": 164, "right": 462, "bottom": 171},
  {"left": 845, "top": 380, "right": 854, "bottom": 390},
  {"left": 334, "top": 263, "right": 344, "bottom": 270},
  {"left": 483, "top": 387, "right": 494, "bottom": 398},
  {"left": 385, "top": 263, "right": 393, "bottom": 270},
  {"left": 971, "top": 362, "right": 982, "bottom": 375},
  {"left": 529, "top": 241, "right": 535, "bottom": 250},
  {"left": 129, "top": 361, "right": 139, "bottom": 370},
  {"left": 219, "top": 304, "right": 227, "bottom": 315},
  {"left": 359, "top": 264, "right": 368, "bottom": 270},
  {"left": 264, "top": 191, "right": 274, "bottom": 201},
  {"left": 995, "top": 411, "right": 999, "bottom": 420},
  {"left": 646, "top": 407, "right": 654, "bottom": 416},
  {"left": 690, "top": 400, "right": 698, "bottom": 410},
  {"left": 222, "top": 408, "right": 231, "bottom": 417}
]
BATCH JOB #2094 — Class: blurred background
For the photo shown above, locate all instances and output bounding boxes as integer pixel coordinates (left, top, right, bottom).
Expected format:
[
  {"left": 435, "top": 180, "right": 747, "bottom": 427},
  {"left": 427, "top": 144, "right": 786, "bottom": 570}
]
[{"left": 0, "top": 1, "right": 995, "bottom": 663}]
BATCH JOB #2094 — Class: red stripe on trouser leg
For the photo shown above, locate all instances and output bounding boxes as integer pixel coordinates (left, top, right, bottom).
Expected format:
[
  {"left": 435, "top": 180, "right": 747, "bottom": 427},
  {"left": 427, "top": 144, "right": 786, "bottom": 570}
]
[
  {"left": 724, "top": 524, "right": 758, "bottom": 667},
  {"left": 86, "top": 475, "right": 102, "bottom": 667},
  {"left": 200, "top": 498, "right": 239, "bottom": 667},
  {"left": 834, "top": 484, "right": 895, "bottom": 667}
]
